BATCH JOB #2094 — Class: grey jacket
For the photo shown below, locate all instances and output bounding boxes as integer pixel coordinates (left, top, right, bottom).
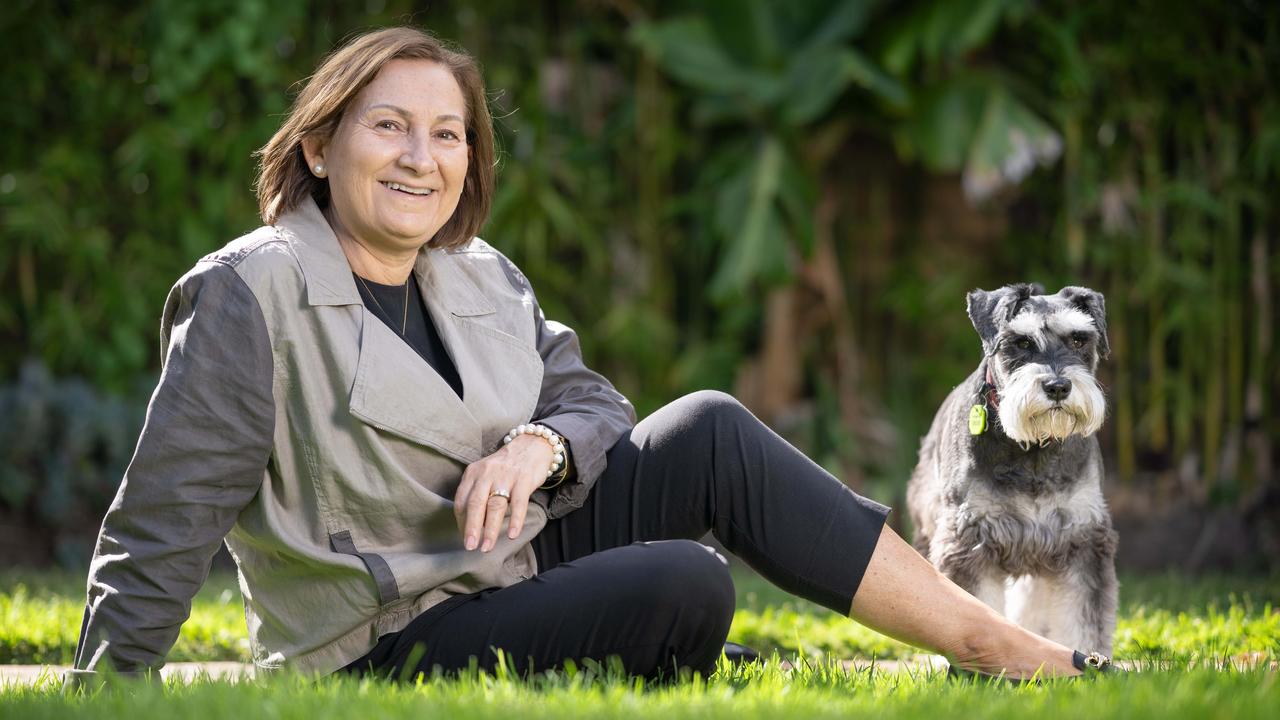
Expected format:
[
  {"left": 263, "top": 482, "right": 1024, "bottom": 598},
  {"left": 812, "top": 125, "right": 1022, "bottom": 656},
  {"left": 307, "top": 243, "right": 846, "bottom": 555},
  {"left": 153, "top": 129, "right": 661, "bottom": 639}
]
[{"left": 68, "top": 198, "right": 635, "bottom": 681}]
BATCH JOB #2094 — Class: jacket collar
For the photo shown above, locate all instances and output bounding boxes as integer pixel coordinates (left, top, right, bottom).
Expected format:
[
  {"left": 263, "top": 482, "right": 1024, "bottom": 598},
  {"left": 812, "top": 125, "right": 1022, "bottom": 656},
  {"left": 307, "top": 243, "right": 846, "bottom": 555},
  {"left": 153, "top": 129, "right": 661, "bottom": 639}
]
[
  {"left": 275, "top": 196, "right": 494, "bottom": 317},
  {"left": 276, "top": 197, "right": 360, "bottom": 306}
]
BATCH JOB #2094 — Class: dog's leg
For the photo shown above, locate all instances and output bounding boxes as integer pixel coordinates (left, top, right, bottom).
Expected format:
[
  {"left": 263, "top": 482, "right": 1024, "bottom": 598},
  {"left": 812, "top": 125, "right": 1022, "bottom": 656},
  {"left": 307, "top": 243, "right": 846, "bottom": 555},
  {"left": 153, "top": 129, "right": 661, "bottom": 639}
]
[
  {"left": 1007, "top": 575, "right": 1065, "bottom": 639},
  {"left": 934, "top": 545, "right": 1008, "bottom": 616},
  {"left": 911, "top": 530, "right": 932, "bottom": 557},
  {"left": 1043, "top": 527, "right": 1119, "bottom": 655},
  {"left": 970, "top": 571, "right": 1008, "bottom": 615}
]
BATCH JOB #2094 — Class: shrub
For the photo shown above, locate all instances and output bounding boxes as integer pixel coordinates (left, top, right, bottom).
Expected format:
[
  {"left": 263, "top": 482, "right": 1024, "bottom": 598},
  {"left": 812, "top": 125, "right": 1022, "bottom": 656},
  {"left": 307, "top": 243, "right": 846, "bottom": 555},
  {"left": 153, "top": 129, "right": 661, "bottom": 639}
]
[{"left": 0, "top": 360, "right": 147, "bottom": 567}]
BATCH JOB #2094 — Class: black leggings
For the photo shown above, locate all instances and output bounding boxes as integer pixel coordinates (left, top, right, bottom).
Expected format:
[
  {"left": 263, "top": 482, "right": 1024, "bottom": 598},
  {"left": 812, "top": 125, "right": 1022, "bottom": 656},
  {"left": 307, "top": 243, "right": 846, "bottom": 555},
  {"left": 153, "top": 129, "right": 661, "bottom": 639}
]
[{"left": 340, "top": 391, "right": 890, "bottom": 681}]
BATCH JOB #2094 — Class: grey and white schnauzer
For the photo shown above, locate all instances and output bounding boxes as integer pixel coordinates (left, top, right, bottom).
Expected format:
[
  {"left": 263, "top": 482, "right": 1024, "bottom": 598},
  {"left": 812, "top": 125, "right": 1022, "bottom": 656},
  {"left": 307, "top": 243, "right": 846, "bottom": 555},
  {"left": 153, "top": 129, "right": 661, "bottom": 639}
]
[{"left": 907, "top": 283, "right": 1118, "bottom": 655}]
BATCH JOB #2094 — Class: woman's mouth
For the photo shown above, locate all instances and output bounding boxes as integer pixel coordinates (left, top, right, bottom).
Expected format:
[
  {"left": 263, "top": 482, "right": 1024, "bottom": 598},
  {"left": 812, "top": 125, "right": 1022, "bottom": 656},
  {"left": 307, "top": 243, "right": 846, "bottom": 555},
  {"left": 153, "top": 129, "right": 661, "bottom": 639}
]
[{"left": 381, "top": 181, "right": 435, "bottom": 196}]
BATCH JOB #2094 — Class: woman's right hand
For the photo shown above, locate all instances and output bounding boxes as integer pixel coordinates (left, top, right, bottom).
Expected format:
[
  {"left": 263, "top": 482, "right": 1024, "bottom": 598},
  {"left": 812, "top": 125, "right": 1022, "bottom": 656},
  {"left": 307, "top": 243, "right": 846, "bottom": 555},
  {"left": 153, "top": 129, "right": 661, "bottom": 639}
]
[{"left": 453, "top": 434, "right": 555, "bottom": 552}]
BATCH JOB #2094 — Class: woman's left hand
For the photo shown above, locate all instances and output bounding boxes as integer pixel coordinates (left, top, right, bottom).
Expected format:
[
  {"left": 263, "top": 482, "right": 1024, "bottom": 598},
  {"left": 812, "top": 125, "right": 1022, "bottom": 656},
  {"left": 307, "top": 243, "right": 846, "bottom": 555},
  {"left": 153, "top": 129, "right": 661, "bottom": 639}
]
[{"left": 453, "top": 435, "right": 554, "bottom": 552}]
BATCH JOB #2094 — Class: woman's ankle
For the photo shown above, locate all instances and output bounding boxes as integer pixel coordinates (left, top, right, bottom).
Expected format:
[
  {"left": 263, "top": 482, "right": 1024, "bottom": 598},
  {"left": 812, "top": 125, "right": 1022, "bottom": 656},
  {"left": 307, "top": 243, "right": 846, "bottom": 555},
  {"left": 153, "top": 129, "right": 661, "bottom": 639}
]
[
  {"left": 950, "top": 626, "right": 1082, "bottom": 679},
  {"left": 1000, "top": 634, "right": 1083, "bottom": 679}
]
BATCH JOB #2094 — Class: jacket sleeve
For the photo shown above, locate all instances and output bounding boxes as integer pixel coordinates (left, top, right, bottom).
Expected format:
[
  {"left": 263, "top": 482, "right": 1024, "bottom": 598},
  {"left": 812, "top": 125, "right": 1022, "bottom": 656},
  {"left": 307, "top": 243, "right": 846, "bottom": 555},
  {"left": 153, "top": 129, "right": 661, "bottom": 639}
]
[
  {"left": 65, "top": 260, "right": 275, "bottom": 686},
  {"left": 496, "top": 256, "right": 636, "bottom": 519}
]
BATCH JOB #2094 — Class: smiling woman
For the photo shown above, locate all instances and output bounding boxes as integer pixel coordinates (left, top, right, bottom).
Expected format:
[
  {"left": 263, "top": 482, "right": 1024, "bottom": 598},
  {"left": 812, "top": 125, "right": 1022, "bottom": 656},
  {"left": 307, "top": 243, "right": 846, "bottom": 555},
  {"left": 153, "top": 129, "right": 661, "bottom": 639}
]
[
  {"left": 254, "top": 29, "right": 494, "bottom": 251},
  {"left": 298, "top": 61, "right": 471, "bottom": 284},
  {"left": 67, "top": 26, "right": 1111, "bottom": 690}
]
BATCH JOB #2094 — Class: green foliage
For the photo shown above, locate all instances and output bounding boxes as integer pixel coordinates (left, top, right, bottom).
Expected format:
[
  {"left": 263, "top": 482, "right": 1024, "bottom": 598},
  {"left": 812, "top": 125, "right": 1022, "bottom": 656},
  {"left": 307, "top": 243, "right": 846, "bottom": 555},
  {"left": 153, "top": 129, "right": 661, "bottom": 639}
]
[
  {"left": 0, "top": 0, "right": 1275, "bottom": 551},
  {"left": 0, "top": 362, "right": 147, "bottom": 566},
  {"left": 898, "top": 74, "right": 1062, "bottom": 200},
  {"left": 0, "top": 0, "right": 318, "bottom": 390},
  {"left": 630, "top": 0, "right": 901, "bottom": 300}
]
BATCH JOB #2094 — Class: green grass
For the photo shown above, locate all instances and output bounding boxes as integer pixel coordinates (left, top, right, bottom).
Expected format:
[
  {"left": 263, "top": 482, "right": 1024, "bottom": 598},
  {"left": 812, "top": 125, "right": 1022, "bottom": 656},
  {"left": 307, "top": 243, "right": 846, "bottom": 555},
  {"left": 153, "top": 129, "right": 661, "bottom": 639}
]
[
  {"left": 3, "top": 567, "right": 1278, "bottom": 665},
  {"left": 2, "top": 567, "right": 1277, "bottom": 718},
  {"left": 0, "top": 570, "right": 247, "bottom": 664},
  {"left": 4, "top": 657, "right": 1279, "bottom": 719},
  {"left": 729, "top": 570, "right": 1280, "bottom": 663}
]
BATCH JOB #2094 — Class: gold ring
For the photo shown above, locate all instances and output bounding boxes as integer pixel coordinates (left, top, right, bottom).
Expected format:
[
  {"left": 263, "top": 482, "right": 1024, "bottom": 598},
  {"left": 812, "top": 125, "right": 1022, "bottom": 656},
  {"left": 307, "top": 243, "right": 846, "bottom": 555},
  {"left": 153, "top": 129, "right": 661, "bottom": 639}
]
[{"left": 489, "top": 488, "right": 511, "bottom": 500}]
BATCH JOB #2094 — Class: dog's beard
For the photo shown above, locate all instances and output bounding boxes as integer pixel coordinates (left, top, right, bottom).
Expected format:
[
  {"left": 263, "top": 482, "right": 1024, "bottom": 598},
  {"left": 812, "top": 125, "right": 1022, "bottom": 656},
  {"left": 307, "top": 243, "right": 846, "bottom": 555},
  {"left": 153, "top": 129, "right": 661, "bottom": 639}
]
[{"left": 997, "top": 363, "right": 1106, "bottom": 447}]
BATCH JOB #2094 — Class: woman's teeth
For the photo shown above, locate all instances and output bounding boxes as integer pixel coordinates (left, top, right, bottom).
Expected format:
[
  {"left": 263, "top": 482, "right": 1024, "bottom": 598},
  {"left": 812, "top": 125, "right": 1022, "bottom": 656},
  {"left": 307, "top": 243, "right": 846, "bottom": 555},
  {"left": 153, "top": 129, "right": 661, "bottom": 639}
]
[{"left": 382, "top": 181, "right": 434, "bottom": 196}]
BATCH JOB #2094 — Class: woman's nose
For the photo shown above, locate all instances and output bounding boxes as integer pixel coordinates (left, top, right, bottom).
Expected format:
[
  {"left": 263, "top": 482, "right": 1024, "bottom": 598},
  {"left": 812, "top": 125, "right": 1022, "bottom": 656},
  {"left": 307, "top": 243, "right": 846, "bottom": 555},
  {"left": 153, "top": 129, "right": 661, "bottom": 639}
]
[{"left": 399, "top": 133, "right": 438, "bottom": 174}]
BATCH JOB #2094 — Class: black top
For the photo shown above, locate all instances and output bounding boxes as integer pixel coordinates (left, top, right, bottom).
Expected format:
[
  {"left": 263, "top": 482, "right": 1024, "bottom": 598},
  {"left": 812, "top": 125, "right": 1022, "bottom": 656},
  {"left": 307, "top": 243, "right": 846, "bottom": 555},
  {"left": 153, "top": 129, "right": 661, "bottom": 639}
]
[{"left": 354, "top": 272, "right": 465, "bottom": 399}]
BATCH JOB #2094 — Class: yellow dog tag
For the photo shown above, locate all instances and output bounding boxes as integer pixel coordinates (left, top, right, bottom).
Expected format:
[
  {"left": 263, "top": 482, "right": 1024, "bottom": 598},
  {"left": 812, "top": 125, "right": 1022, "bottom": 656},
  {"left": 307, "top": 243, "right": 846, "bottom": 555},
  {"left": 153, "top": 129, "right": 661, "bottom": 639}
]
[{"left": 968, "top": 404, "right": 988, "bottom": 435}]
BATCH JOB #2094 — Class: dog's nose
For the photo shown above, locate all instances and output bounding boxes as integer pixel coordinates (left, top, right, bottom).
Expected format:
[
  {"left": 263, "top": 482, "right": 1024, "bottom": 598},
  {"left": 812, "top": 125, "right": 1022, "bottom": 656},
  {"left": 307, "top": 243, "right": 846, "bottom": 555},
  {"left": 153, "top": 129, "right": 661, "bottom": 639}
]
[{"left": 1042, "top": 377, "right": 1072, "bottom": 401}]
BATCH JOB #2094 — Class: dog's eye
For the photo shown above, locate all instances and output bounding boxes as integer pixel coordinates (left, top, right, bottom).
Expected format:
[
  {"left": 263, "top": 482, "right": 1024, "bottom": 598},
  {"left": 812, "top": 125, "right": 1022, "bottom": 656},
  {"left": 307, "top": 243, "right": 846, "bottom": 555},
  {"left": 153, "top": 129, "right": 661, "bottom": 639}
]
[
  {"left": 1070, "top": 333, "right": 1089, "bottom": 349},
  {"left": 1014, "top": 336, "right": 1033, "bottom": 350}
]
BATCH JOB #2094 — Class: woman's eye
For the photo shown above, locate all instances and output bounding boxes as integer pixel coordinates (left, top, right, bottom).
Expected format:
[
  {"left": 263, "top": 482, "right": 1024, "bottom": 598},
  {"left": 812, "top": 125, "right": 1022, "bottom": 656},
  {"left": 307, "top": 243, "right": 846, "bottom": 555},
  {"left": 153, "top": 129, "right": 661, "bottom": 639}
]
[
  {"left": 436, "top": 129, "right": 460, "bottom": 141},
  {"left": 376, "top": 120, "right": 399, "bottom": 130}
]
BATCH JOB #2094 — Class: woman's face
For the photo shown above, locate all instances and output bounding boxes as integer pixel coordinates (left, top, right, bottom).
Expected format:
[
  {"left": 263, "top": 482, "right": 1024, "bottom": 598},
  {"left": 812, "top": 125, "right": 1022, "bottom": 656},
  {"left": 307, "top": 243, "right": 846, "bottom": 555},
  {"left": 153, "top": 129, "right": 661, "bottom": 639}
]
[{"left": 306, "top": 59, "right": 470, "bottom": 254}]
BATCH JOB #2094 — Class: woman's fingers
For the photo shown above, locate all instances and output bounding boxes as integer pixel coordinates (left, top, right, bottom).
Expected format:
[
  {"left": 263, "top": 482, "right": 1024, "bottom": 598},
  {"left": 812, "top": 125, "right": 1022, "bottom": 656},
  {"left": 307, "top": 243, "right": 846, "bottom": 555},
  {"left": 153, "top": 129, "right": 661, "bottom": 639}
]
[
  {"left": 506, "top": 490, "right": 529, "bottom": 540},
  {"left": 479, "top": 492, "right": 510, "bottom": 552},
  {"left": 495, "top": 436, "right": 553, "bottom": 543},
  {"left": 453, "top": 467, "right": 478, "bottom": 533},
  {"left": 458, "top": 436, "right": 553, "bottom": 551},
  {"left": 462, "top": 472, "right": 496, "bottom": 551}
]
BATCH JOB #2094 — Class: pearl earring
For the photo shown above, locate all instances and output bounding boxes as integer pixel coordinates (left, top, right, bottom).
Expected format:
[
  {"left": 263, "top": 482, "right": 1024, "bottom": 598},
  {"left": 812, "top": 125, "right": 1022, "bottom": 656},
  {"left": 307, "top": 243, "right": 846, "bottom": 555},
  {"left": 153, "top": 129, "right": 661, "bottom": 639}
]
[{"left": 313, "top": 163, "right": 325, "bottom": 177}]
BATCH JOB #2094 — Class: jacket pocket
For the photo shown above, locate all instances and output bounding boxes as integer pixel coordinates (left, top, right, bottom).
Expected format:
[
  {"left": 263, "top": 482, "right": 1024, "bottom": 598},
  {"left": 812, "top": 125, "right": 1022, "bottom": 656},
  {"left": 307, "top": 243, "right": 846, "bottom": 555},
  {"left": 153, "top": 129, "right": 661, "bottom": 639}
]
[{"left": 328, "top": 530, "right": 401, "bottom": 605}]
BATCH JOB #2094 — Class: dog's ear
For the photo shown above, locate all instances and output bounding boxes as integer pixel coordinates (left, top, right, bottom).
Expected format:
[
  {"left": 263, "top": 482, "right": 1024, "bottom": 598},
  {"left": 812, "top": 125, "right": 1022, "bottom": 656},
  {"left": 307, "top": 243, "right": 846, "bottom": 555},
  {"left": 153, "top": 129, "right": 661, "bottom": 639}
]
[
  {"left": 966, "top": 288, "right": 1002, "bottom": 356},
  {"left": 1057, "top": 286, "right": 1110, "bottom": 359},
  {"left": 967, "top": 284, "right": 1040, "bottom": 356}
]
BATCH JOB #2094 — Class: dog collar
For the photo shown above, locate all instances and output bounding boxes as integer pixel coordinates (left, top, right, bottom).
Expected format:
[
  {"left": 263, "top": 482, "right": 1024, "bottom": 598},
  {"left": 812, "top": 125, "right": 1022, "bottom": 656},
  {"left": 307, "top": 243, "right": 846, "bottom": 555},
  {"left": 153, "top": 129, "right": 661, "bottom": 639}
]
[
  {"left": 968, "top": 366, "right": 1000, "bottom": 435},
  {"left": 982, "top": 366, "right": 1000, "bottom": 410}
]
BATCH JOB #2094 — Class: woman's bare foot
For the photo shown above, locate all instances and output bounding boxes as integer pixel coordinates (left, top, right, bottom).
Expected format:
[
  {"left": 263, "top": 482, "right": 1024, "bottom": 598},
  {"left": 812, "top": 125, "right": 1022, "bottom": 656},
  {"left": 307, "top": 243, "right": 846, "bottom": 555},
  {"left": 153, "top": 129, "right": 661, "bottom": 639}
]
[
  {"left": 848, "top": 525, "right": 1083, "bottom": 679},
  {"left": 950, "top": 621, "right": 1082, "bottom": 679}
]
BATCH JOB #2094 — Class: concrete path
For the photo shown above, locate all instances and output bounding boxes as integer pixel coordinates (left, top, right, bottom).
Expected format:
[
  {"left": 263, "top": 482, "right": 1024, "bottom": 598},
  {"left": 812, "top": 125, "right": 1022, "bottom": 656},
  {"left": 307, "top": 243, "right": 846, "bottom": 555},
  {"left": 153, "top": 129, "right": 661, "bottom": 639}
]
[
  {"left": 1, "top": 659, "right": 945, "bottom": 688},
  {"left": 1, "top": 655, "right": 1191, "bottom": 689},
  {"left": 1, "top": 662, "right": 254, "bottom": 688}
]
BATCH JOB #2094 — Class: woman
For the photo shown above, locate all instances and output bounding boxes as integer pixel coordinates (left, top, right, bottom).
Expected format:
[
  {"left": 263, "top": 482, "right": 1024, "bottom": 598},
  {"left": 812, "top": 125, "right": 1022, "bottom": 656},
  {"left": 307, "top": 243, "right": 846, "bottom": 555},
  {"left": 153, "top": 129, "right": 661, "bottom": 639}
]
[{"left": 68, "top": 27, "right": 1108, "bottom": 685}]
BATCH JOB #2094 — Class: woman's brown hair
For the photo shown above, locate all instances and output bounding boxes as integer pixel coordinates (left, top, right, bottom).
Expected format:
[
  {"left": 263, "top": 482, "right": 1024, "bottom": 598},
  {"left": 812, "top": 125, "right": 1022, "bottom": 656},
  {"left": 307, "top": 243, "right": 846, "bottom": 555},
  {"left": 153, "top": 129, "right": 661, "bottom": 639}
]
[{"left": 255, "top": 27, "right": 494, "bottom": 249}]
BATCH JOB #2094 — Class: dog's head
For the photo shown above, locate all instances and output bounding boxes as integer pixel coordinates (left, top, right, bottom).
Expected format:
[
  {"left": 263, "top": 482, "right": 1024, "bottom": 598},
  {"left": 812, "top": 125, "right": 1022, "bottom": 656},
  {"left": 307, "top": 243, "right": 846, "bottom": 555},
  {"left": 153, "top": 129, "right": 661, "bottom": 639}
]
[{"left": 966, "top": 284, "right": 1109, "bottom": 446}]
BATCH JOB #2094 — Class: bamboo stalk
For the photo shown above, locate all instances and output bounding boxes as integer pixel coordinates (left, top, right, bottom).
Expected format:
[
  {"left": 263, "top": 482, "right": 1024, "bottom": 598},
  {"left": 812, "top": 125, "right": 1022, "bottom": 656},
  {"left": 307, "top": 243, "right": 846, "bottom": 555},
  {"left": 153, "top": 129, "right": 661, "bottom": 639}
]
[
  {"left": 812, "top": 186, "right": 870, "bottom": 489},
  {"left": 17, "top": 246, "right": 37, "bottom": 324},
  {"left": 1219, "top": 124, "right": 1245, "bottom": 485},
  {"left": 756, "top": 286, "right": 804, "bottom": 423},
  {"left": 1140, "top": 130, "right": 1169, "bottom": 453},
  {"left": 1063, "top": 114, "right": 1085, "bottom": 272},
  {"left": 1110, "top": 263, "right": 1136, "bottom": 484},
  {"left": 1171, "top": 207, "right": 1196, "bottom": 490},
  {"left": 1244, "top": 228, "right": 1273, "bottom": 501},
  {"left": 635, "top": 53, "right": 671, "bottom": 315},
  {"left": 1202, "top": 183, "right": 1226, "bottom": 493}
]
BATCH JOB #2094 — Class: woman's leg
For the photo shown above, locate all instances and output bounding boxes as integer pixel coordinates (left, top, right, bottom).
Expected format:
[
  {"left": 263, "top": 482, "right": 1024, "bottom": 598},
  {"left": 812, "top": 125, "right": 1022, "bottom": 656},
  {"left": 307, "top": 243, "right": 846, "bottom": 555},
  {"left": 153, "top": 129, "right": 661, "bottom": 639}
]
[
  {"left": 534, "top": 391, "right": 888, "bottom": 614},
  {"left": 342, "top": 539, "right": 734, "bottom": 681},
  {"left": 537, "top": 390, "right": 1081, "bottom": 678},
  {"left": 851, "top": 525, "right": 1080, "bottom": 677}
]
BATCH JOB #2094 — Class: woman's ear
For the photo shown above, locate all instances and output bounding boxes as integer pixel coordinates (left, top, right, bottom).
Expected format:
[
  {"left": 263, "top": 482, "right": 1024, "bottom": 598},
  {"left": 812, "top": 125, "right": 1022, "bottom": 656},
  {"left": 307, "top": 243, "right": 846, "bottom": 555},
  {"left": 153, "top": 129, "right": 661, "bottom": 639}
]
[{"left": 301, "top": 135, "right": 327, "bottom": 178}]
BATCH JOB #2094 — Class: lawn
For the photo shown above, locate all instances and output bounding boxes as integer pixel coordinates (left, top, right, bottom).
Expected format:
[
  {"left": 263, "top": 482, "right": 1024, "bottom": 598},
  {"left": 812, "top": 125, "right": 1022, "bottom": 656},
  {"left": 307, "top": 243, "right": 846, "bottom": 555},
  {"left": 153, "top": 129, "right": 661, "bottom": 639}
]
[{"left": 2, "top": 566, "right": 1277, "bottom": 718}]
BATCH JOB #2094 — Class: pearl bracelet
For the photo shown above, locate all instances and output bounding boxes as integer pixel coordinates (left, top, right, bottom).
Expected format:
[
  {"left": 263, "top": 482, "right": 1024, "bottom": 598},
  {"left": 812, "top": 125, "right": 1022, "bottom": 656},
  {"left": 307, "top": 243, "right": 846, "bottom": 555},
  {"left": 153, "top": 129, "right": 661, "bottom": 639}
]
[{"left": 502, "top": 423, "right": 566, "bottom": 478}]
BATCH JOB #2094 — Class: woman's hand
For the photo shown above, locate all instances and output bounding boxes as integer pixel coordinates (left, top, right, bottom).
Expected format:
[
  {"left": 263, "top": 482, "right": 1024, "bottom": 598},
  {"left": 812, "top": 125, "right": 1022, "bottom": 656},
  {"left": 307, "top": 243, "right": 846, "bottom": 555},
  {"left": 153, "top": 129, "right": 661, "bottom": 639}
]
[{"left": 453, "top": 435, "right": 554, "bottom": 552}]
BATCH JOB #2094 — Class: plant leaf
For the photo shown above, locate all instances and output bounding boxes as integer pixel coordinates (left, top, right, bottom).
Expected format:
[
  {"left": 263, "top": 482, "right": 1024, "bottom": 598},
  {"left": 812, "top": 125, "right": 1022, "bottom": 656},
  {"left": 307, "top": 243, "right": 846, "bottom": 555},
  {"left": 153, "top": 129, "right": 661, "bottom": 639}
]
[
  {"left": 900, "top": 77, "right": 989, "bottom": 171},
  {"left": 780, "top": 46, "right": 853, "bottom": 125},
  {"left": 963, "top": 86, "right": 1062, "bottom": 201},
  {"left": 710, "top": 137, "right": 788, "bottom": 300},
  {"left": 842, "top": 47, "right": 908, "bottom": 107},
  {"left": 629, "top": 18, "right": 774, "bottom": 101}
]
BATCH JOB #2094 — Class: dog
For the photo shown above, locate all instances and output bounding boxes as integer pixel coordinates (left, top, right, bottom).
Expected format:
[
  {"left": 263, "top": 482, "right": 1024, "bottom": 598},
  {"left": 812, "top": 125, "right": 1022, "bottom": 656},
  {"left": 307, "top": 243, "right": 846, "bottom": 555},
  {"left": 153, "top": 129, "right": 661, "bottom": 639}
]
[{"left": 907, "top": 283, "right": 1118, "bottom": 655}]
